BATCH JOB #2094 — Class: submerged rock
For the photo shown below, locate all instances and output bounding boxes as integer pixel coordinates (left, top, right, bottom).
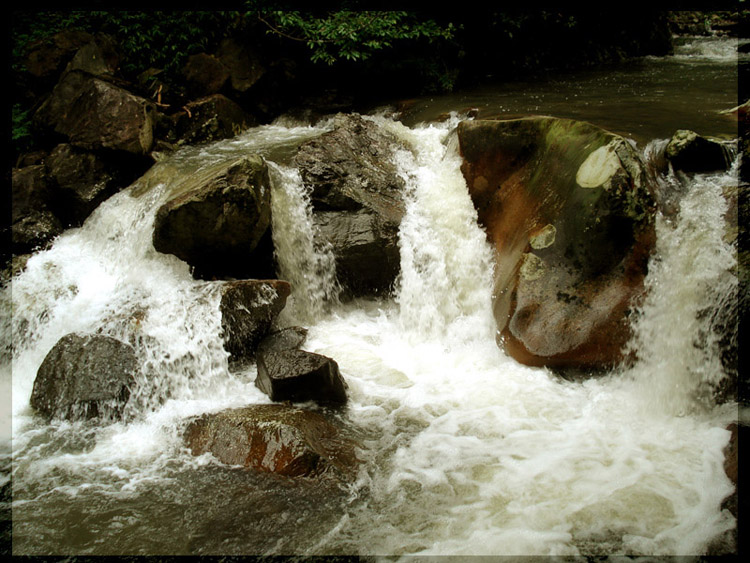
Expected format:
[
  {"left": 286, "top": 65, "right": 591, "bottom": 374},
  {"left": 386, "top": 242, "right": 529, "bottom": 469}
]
[
  {"left": 256, "top": 349, "right": 348, "bottom": 406},
  {"left": 458, "top": 116, "right": 657, "bottom": 370},
  {"left": 152, "top": 155, "right": 273, "bottom": 279},
  {"left": 183, "top": 404, "right": 358, "bottom": 478},
  {"left": 294, "top": 113, "right": 406, "bottom": 296},
  {"left": 30, "top": 333, "right": 137, "bottom": 421},
  {"left": 219, "top": 279, "right": 291, "bottom": 362}
]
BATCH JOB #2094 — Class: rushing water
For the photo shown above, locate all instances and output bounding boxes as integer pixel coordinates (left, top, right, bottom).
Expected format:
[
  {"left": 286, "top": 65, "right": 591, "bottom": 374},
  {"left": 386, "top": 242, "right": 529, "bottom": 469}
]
[{"left": 2, "top": 37, "right": 741, "bottom": 556}]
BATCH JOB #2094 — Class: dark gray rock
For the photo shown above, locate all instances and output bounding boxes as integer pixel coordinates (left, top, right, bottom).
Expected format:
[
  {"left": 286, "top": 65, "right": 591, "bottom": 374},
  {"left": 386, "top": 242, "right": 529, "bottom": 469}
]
[
  {"left": 219, "top": 279, "right": 292, "bottom": 362},
  {"left": 256, "top": 349, "right": 347, "bottom": 406},
  {"left": 313, "top": 209, "right": 400, "bottom": 297},
  {"left": 30, "top": 333, "right": 138, "bottom": 421},
  {"left": 184, "top": 403, "right": 358, "bottom": 478},
  {"left": 257, "top": 326, "right": 308, "bottom": 355},
  {"left": 152, "top": 155, "right": 272, "bottom": 279}
]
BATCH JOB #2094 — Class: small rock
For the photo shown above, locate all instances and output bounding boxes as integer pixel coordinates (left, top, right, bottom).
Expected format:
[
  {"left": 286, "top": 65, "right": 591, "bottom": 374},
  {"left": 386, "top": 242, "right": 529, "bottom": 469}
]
[{"left": 256, "top": 349, "right": 347, "bottom": 406}]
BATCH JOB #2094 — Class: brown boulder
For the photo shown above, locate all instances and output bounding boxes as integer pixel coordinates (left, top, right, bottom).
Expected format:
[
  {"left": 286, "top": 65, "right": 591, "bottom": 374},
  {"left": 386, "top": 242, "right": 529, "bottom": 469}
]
[
  {"left": 172, "top": 94, "right": 256, "bottom": 146},
  {"left": 34, "top": 70, "right": 154, "bottom": 155},
  {"left": 183, "top": 404, "right": 358, "bottom": 478},
  {"left": 458, "top": 116, "right": 657, "bottom": 370},
  {"left": 24, "top": 30, "right": 94, "bottom": 83},
  {"left": 665, "top": 129, "right": 734, "bottom": 173},
  {"left": 182, "top": 53, "right": 230, "bottom": 97},
  {"left": 10, "top": 165, "right": 63, "bottom": 253},
  {"left": 219, "top": 279, "right": 292, "bottom": 362},
  {"left": 215, "top": 38, "right": 265, "bottom": 93}
]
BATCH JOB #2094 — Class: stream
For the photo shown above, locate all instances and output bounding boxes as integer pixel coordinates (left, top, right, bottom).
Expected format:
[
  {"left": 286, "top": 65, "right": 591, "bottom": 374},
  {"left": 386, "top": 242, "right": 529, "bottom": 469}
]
[{"left": 2, "top": 34, "right": 742, "bottom": 557}]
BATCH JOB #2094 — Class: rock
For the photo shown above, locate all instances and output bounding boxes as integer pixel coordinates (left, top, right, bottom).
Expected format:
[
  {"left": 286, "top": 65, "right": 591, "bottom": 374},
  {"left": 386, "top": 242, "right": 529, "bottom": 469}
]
[
  {"left": 313, "top": 209, "right": 400, "bottom": 297},
  {"left": 10, "top": 165, "right": 63, "bottom": 253},
  {"left": 63, "top": 35, "right": 120, "bottom": 78},
  {"left": 182, "top": 53, "right": 230, "bottom": 97},
  {"left": 215, "top": 38, "right": 265, "bottom": 93},
  {"left": 152, "top": 155, "right": 273, "bottom": 279},
  {"left": 294, "top": 113, "right": 407, "bottom": 296},
  {"left": 256, "top": 349, "right": 347, "bottom": 406},
  {"left": 257, "top": 326, "right": 308, "bottom": 355},
  {"left": 219, "top": 280, "right": 292, "bottom": 362},
  {"left": 34, "top": 70, "right": 155, "bottom": 155},
  {"left": 458, "top": 116, "right": 657, "bottom": 370},
  {"left": 24, "top": 30, "right": 94, "bottom": 84},
  {"left": 294, "top": 113, "right": 406, "bottom": 221},
  {"left": 183, "top": 404, "right": 358, "bottom": 478},
  {"left": 665, "top": 129, "right": 734, "bottom": 173},
  {"left": 172, "top": 94, "right": 256, "bottom": 146},
  {"left": 30, "top": 333, "right": 137, "bottom": 421},
  {"left": 45, "top": 143, "right": 121, "bottom": 226}
]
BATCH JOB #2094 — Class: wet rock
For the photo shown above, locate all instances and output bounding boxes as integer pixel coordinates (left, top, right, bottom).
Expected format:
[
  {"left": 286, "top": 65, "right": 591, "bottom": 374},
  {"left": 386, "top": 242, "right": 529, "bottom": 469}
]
[
  {"left": 257, "top": 326, "right": 308, "bottom": 355},
  {"left": 10, "top": 165, "right": 63, "bottom": 253},
  {"left": 256, "top": 349, "right": 348, "bottom": 406},
  {"left": 458, "top": 116, "right": 657, "bottom": 370},
  {"left": 171, "top": 94, "right": 256, "bottom": 146},
  {"left": 665, "top": 129, "right": 734, "bottom": 173},
  {"left": 30, "top": 333, "right": 137, "bottom": 421},
  {"left": 45, "top": 143, "right": 122, "bottom": 226},
  {"left": 184, "top": 404, "right": 358, "bottom": 478},
  {"left": 152, "top": 155, "right": 273, "bottom": 279},
  {"left": 34, "top": 70, "right": 155, "bottom": 155},
  {"left": 294, "top": 113, "right": 406, "bottom": 221},
  {"left": 219, "top": 279, "right": 292, "bottom": 362},
  {"left": 294, "top": 113, "right": 407, "bottom": 296},
  {"left": 313, "top": 209, "right": 400, "bottom": 297}
]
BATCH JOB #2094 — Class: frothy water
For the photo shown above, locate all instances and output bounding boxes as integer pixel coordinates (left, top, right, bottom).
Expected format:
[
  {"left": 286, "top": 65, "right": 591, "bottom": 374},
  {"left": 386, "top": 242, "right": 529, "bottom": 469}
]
[{"left": 3, "top": 100, "right": 738, "bottom": 554}]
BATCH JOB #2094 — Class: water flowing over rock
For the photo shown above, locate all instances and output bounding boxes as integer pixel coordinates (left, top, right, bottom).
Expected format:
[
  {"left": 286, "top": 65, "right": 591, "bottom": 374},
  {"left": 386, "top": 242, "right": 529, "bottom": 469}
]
[
  {"left": 256, "top": 349, "right": 348, "bottom": 406},
  {"left": 293, "top": 113, "right": 406, "bottom": 296},
  {"left": 152, "top": 155, "right": 273, "bottom": 279},
  {"left": 219, "top": 279, "right": 291, "bottom": 362},
  {"left": 183, "top": 404, "right": 358, "bottom": 478},
  {"left": 665, "top": 129, "right": 735, "bottom": 173},
  {"left": 34, "top": 70, "right": 155, "bottom": 156},
  {"left": 30, "top": 333, "right": 138, "bottom": 421},
  {"left": 458, "top": 116, "right": 657, "bottom": 370}
]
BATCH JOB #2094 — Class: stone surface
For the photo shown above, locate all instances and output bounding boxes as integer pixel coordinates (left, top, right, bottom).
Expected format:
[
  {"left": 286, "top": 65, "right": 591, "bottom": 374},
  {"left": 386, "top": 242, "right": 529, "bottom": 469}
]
[
  {"left": 219, "top": 279, "right": 292, "bottom": 362},
  {"left": 665, "top": 129, "right": 734, "bottom": 173},
  {"left": 294, "top": 113, "right": 407, "bottom": 296},
  {"left": 257, "top": 326, "right": 308, "bottom": 355},
  {"left": 172, "top": 94, "right": 257, "bottom": 146},
  {"left": 256, "top": 349, "right": 348, "bottom": 406},
  {"left": 215, "top": 38, "right": 265, "bottom": 93},
  {"left": 458, "top": 116, "right": 657, "bottom": 370},
  {"left": 10, "top": 165, "right": 63, "bottom": 253},
  {"left": 30, "top": 333, "right": 137, "bottom": 421},
  {"left": 152, "top": 155, "right": 272, "bottom": 279},
  {"left": 34, "top": 70, "right": 155, "bottom": 155},
  {"left": 183, "top": 53, "right": 230, "bottom": 97},
  {"left": 313, "top": 209, "right": 401, "bottom": 297},
  {"left": 183, "top": 404, "right": 358, "bottom": 478}
]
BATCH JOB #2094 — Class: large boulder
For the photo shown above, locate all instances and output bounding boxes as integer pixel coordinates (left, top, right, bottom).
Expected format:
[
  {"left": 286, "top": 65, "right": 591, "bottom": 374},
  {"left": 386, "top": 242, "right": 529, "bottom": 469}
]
[
  {"left": 219, "top": 279, "right": 292, "bottom": 362},
  {"left": 215, "top": 38, "right": 265, "bottom": 94},
  {"left": 255, "top": 349, "right": 348, "bottom": 406},
  {"left": 30, "top": 333, "right": 138, "bottom": 421},
  {"left": 23, "top": 30, "right": 94, "bottom": 85},
  {"left": 34, "top": 69, "right": 155, "bottom": 155},
  {"left": 182, "top": 53, "right": 230, "bottom": 98},
  {"left": 152, "top": 155, "right": 273, "bottom": 279},
  {"left": 183, "top": 404, "right": 358, "bottom": 478},
  {"left": 293, "top": 113, "right": 406, "bottom": 296},
  {"left": 458, "top": 116, "right": 657, "bottom": 370}
]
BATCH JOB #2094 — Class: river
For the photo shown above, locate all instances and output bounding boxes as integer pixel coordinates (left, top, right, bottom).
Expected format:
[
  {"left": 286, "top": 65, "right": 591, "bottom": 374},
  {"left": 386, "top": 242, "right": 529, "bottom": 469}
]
[{"left": 1, "top": 35, "right": 742, "bottom": 556}]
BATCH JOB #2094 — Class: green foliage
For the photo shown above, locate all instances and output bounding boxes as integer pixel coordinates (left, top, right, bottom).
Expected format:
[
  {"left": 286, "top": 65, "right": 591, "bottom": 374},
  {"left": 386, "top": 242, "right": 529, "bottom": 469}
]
[{"left": 248, "top": 6, "right": 455, "bottom": 65}]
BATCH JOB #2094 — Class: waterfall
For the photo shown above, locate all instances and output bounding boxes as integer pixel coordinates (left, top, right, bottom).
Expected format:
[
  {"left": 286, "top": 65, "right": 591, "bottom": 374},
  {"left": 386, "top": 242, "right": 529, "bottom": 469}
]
[{"left": 3, "top": 113, "right": 738, "bottom": 556}]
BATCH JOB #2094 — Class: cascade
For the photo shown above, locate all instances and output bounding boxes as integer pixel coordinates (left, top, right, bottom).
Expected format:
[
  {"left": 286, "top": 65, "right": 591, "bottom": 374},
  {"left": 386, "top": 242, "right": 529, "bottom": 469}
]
[{"left": 2, "top": 110, "right": 739, "bottom": 556}]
